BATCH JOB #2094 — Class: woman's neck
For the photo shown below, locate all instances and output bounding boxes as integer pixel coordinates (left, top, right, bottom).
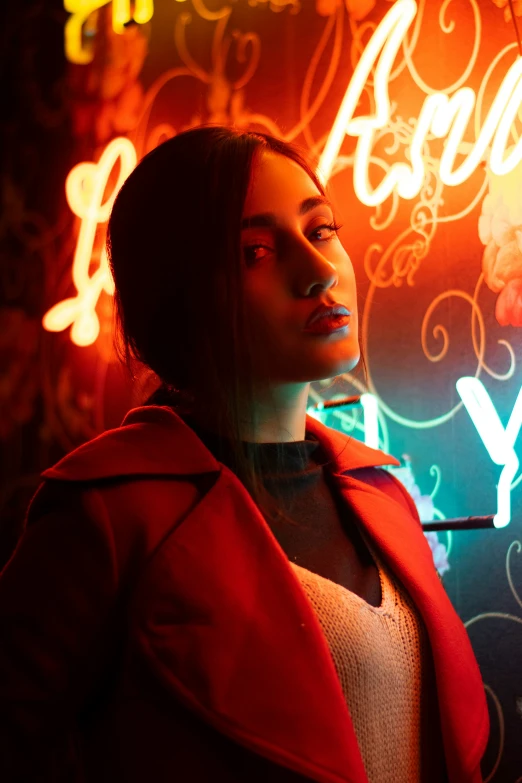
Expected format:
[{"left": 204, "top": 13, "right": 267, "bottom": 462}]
[{"left": 190, "top": 382, "right": 311, "bottom": 443}]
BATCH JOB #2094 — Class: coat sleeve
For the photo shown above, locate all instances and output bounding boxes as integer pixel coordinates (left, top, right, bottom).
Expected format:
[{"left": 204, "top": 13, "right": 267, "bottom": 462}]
[
  {"left": 0, "top": 483, "right": 121, "bottom": 781},
  {"left": 0, "top": 473, "right": 206, "bottom": 782}
]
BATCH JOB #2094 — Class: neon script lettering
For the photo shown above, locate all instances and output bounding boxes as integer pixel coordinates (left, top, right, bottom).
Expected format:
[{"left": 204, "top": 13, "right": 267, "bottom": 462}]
[
  {"left": 64, "top": 0, "right": 154, "bottom": 63},
  {"left": 52, "top": 0, "right": 522, "bottom": 343},
  {"left": 43, "top": 137, "right": 137, "bottom": 345},
  {"left": 456, "top": 377, "right": 522, "bottom": 527},
  {"left": 319, "top": 0, "right": 522, "bottom": 204}
]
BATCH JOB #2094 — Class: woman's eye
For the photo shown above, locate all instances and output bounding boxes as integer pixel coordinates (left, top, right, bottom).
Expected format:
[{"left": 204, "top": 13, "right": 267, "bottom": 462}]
[
  {"left": 243, "top": 244, "right": 272, "bottom": 266},
  {"left": 310, "top": 222, "right": 342, "bottom": 242}
]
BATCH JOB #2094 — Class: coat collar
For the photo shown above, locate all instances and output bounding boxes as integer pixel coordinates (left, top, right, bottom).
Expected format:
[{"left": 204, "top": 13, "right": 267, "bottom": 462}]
[
  {"left": 41, "top": 404, "right": 399, "bottom": 482},
  {"left": 131, "top": 466, "right": 369, "bottom": 783},
  {"left": 331, "top": 473, "right": 489, "bottom": 781}
]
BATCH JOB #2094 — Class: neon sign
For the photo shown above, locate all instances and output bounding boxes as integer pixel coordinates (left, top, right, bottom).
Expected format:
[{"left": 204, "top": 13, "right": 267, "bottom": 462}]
[
  {"left": 51, "top": 2, "right": 522, "bottom": 344},
  {"left": 43, "top": 137, "right": 136, "bottom": 345},
  {"left": 64, "top": 0, "right": 154, "bottom": 63},
  {"left": 318, "top": 0, "right": 522, "bottom": 205},
  {"left": 308, "top": 392, "right": 380, "bottom": 449},
  {"left": 456, "top": 377, "right": 521, "bottom": 528}
]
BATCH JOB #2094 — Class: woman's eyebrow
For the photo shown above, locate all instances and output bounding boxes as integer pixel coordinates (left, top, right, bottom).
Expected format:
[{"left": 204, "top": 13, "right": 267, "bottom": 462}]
[
  {"left": 241, "top": 195, "right": 333, "bottom": 229},
  {"left": 298, "top": 195, "right": 332, "bottom": 215}
]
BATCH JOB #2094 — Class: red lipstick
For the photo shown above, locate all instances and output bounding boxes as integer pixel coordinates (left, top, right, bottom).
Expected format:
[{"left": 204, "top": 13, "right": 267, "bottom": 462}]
[{"left": 304, "top": 302, "right": 351, "bottom": 334}]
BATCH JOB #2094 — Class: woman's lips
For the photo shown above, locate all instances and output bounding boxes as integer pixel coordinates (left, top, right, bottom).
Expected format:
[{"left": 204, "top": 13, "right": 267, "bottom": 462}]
[{"left": 303, "top": 314, "right": 351, "bottom": 334}]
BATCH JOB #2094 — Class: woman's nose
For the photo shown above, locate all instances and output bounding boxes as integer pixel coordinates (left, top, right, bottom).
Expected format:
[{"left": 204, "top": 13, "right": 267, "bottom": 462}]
[{"left": 292, "top": 242, "right": 339, "bottom": 298}]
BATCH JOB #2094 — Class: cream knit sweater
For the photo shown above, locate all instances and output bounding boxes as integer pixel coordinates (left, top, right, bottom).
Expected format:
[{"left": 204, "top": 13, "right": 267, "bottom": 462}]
[{"left": 291, "top": 556, "right": 428, "bottom": 783}]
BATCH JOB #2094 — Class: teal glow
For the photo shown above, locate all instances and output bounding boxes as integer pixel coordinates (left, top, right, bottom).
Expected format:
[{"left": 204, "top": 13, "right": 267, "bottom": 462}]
[
  {"left": 456, "top": 377, "right": 521, "bottom": 528},
  {"left": 360, "top": 393, "right": 379, "bottom": 449}
]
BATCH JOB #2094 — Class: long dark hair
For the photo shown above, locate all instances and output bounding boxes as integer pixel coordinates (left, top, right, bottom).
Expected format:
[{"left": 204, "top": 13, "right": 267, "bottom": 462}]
[{"left": 107, "top": 125, "right": 327, "bottom": 524}]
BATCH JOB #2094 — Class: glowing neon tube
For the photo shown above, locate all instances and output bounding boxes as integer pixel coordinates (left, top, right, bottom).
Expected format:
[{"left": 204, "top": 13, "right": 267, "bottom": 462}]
[{"left": 456, "top": 377, "right": 521, "bottom": 528}]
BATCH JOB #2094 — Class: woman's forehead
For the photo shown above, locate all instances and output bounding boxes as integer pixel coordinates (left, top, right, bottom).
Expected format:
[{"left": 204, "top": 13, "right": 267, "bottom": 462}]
[{"left": 243, "top": 151, "right": 322, "bottom": 217}]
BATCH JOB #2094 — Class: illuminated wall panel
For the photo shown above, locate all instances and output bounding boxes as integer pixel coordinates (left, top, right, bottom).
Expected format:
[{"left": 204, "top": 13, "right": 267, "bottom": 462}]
[{"left": 1, "top": 1, "right": 521, "bottom": 778}]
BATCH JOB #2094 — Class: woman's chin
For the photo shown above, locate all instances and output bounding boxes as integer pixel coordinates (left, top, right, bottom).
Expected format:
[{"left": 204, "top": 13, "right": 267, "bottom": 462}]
[
  {"left": 304, "top": 343, "right": 361, "bottom": 381},
  {"left": 311, "top": 357, "right": 360, "bottom": 383}
]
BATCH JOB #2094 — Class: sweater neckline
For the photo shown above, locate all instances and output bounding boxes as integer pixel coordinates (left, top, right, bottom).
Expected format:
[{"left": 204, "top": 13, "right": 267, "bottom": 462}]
[{"left": 183, "top": 416, "right": 323, "bottom": 476}]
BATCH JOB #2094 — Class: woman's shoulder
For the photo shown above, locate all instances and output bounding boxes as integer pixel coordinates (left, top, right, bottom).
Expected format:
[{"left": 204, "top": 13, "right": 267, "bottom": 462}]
[
  {"left": 22, "top": 406, "right": 222, "bottom": 577},
  {"left": 41, "top": 405, "right": 220, "bottom": 484}
]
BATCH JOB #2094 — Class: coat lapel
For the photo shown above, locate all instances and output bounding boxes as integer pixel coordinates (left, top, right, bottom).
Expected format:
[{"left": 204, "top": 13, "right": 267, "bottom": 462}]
[
  {"left": 307, "top": 412, "right": 488, "bottom": 780},
  {"left": 130, "top": 465, "right": 369, "bottom": 783},
  {"left": 328, "top": 471, "right": 489, "bottom": 783}
]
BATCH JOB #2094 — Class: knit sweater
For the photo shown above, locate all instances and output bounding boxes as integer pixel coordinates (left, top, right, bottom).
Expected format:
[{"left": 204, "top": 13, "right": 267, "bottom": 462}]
[{"left": 292, "top": 555, "right": 427, "bottom": 782}]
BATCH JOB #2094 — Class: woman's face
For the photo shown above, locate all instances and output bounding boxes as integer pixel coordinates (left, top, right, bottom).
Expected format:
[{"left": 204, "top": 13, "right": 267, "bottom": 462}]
[{"left": 241, "top": 151, "right": 359, "bottom": 386}]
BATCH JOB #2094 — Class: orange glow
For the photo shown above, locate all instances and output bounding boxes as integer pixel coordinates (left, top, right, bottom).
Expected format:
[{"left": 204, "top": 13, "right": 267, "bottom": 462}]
[
  {"left": 43, "top": 137, "right": 136, "bottom": 346},
  {"left": 319, "top": 0, "right": 522, "bottom": 205},
  {"left": 64, "top": 0, "right": 154, "bottom": 63},
  {"left": 50, "top": 0, "right": 522, "bottom": 346},
  {"left": 318, "top": 0, "right": 417, "bottom": 198}
]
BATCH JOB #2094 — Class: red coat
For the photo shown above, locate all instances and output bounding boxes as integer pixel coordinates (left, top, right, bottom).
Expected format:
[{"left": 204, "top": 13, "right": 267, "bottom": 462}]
[{"left": 0, "top": 405, "right": 488, "bottom": 783}]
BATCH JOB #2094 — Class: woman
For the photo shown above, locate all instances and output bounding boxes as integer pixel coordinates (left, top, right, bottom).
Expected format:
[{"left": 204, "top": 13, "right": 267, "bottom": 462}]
[{"left": 0, "top": 126, "right": 488, "bottom": 782}]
